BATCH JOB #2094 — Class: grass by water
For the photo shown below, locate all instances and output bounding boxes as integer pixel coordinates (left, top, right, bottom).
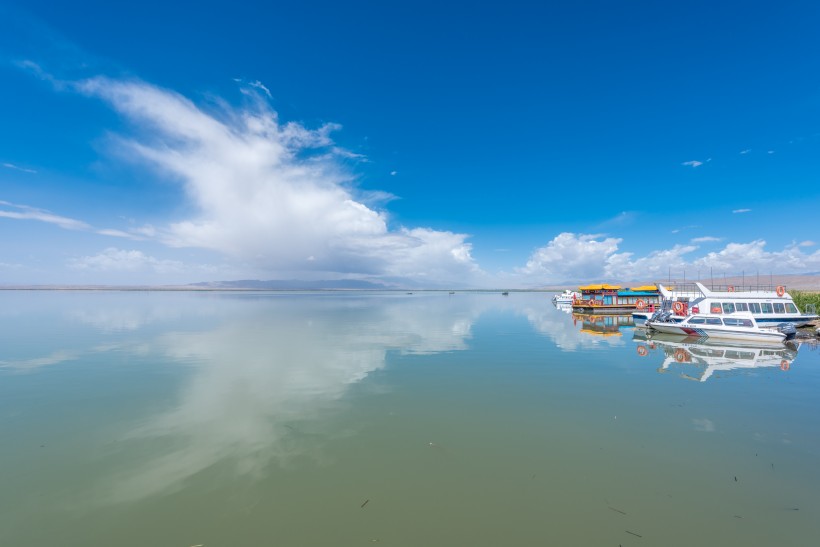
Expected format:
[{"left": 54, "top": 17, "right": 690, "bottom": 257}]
[{"left": 791, "top": 290, "right": 820, "bottom": 314}]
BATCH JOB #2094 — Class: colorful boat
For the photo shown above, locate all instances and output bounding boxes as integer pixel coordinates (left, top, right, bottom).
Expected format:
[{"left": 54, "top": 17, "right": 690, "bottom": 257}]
[{"left": 571, "top": 284, "right": 661, "bottom": 314}]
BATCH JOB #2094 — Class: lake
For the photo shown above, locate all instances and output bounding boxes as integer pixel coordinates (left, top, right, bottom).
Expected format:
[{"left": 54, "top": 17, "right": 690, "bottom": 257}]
[{"left": 1, "top": 290, "right": 819, "bottom": 546}]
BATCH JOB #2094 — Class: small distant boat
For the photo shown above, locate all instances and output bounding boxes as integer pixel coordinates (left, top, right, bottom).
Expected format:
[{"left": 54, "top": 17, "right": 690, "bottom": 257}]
[
  {"left": 552, "top": 289, "right": 580, "bottom": 304},
  {"left": 645, "top": 312, "right": 788, "bottom": 344},
  {"left": 501, "top": 291, "right": 509, "bottom": 296},
  {"left": 449, "top": 291, "right": 455, "bottom": 295}
]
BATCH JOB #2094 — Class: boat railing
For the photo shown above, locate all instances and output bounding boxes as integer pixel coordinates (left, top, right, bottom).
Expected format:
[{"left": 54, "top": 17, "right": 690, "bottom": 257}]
[
  {"left": 662, "top": 281, "right": 784, "bottom": 294},
  {"left": 702, "top": 284, "right": 782, "bottom": 293}
]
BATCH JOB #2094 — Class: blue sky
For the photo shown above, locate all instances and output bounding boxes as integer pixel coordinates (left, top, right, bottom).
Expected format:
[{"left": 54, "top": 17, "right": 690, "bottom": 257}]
[{"left": 1, "top": 1, "right": 820, "bottom": 287}]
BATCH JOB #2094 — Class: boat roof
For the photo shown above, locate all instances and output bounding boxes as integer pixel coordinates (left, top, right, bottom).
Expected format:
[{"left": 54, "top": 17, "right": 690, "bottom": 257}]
[
  {"left": 578, "top": 283, "right": 621, "bottom": 290},
  {"left": 628, "top": 285, "right": 657, "bottom": 292}
]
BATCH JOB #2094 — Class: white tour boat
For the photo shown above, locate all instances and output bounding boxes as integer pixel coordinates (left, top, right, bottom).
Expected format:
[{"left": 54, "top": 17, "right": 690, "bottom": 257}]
[
  {"left": 632, "top": 282, "right": 817, "bottom": 327},
  {"left": 552, "top": 289, "right": 580, "bottom": 304},
  {"left": 645, "top": 311, "right": 788, "bottom": 344}
]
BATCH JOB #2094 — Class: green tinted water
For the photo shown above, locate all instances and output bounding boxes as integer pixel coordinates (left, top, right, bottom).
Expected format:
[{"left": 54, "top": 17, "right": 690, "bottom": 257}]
[{"left": 1, "top": 291, "right": 819, "bottom": 546}]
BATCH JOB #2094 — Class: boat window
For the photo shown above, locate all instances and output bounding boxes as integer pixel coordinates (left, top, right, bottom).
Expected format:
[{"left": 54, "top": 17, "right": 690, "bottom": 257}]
[
  {"left": 774, "top": 303, "right": 785, "bottom": 314},
  {"left": 688, "top": 317, "right": 706, "bottom": 324},
  {"left": 709, "top": 305, "right": 722, "bottom": 314},
  {"left": 749, "top": 302, "right": 761, "bottom": 313},
  {"left": 786, "top": 303, "right": 797, "bottom": 313},
  {"left": 724, "top": 318, "right": 754, "bottom": 327},
  {"left": 706, "top": 318, "right": 722, "bottom": 325},
  {"left": 735, "top": 303, "right": 749, "bottom": 312},
  {"left": 722, "top": 302, "right": 735, "bottom": 313},
  {"left": 761, "top": 303, "right": 773, "bottom": 314}
]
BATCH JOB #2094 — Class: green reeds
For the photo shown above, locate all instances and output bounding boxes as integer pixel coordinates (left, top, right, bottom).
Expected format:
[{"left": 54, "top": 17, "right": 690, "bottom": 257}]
[{"left": 790, "top": 290, "right": 820, "bottom": 313}]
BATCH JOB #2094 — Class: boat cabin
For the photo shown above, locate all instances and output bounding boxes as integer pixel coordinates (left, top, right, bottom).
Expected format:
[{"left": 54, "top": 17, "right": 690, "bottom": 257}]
[{"left": 573, "top": 284, "right": 661, "bottom": 312}]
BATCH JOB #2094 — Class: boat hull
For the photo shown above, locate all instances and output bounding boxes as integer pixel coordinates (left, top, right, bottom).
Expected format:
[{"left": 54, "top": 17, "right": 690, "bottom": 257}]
[{"left": 645, "top": 321, "right": 786, "bottom": 344}]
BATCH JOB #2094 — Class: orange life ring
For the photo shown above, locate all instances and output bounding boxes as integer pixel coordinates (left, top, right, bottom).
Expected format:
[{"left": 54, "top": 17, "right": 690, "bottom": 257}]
[
  {"left": 727, "top": 285, "right": 735, "bottom": 292},
  {"left": 780, "top": 359, "right": 790, "bottom": 371},
  {"left": 636, "top": 299, "right": 646, "bottom": 310},
  {"left": 674, "top": 349, "right": 687, "bottom": 363},
  {"left": 673, "top": 301, "right": 685, "bottom": 314},
  {"left": 776, "top": 285, "right": 785, "bottom": 297},
  {"left": 637, "top": 346, "right": 648, "bottom": 356},
  {"left": 589, "top": 299, "right": 597, "bottom": 307}
]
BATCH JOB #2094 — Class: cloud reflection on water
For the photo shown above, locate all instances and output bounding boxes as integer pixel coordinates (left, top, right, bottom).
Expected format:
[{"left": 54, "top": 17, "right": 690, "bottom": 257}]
[{"left": 99, "top": 294, "right": 492, "bottom": 503}]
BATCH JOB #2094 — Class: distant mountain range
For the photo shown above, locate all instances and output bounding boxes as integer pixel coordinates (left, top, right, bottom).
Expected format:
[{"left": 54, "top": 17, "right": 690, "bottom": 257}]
[{"left": 188, "top": 279, "right": 395, "bottom": 290}]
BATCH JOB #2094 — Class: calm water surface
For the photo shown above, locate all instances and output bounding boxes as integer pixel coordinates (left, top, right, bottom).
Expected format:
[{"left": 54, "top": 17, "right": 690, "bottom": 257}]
[{"left": 1, "top": 291, "right": 819, "bottom": 546}]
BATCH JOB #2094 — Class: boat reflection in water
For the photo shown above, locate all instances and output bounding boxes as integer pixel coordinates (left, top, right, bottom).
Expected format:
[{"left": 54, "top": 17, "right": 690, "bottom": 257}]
[
  {"left": 633, "top": 330, "right": 798, "bottom": 382},
  {"left": 574, "top": 313, "right": 635, "bottom": 337},
  {"left": 553, "top": 302, "right": 573, "bottom": 314}
]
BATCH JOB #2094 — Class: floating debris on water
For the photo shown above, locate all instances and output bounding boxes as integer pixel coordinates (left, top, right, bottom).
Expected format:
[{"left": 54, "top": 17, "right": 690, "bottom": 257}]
[
  {"left": 361, "top": 499, "right": 370, "bottom": 508},
  {"left": 626, "top": 530, "right": 643, "bottom": 538}
]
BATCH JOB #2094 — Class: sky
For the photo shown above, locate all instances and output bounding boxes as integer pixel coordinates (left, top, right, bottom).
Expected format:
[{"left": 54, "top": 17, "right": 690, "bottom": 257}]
[{"left": 1, "top": 1, "right": 820, "bottom": 288}]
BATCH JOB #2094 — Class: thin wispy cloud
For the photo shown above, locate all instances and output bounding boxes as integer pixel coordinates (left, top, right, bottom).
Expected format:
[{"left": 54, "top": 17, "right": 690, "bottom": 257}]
[
  {"left": 2, "top": 162, "right": 37, "bottom": 174},
  {"left": 798, "top": 241, "right": 815, "bottom": 247},
  {"left": 740, "top": 149, "right": 751, "bottom": 154},
  {"left": 0, "top": 200, "right": 90, "bottom": 231},
  {"left": 732, "top": 208, "right": 751, "bottom": 214},
  {"left": 249, "top": 80, "right": 272, "bottom": 98},
  {"left": 0, "top": 200, "right": 146, "bottom": 240},
  {"left": 681, "top": 160, "right": 703, "bottom": 168},
  {"left": 691, "top": 236, "right": 721, "bottom": 243},
  {"left": 671, "top": 225, "right": 700, "bottom": 234},
  {"left": 597, "top": 211, "right": 636, "bottom": 228}
]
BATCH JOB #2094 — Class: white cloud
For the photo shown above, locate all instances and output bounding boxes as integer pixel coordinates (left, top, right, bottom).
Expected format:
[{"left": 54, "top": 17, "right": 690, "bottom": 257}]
[
  {"left": 740, "top": 149, "right": 751, "bottom": 154},
  {"left": 604, "top": 244, "right": 697, "bottom": 280},
  {"left": 691, "top": 236, "right": 721, "bottom": 243},
  {"left": 2, "top": 162, "right": 37, "bottom": 174},
  {"left": 517, "top": 233, "right": 624, "bottom": 280},
  {"left": 390, "top": 170, "right": 397, "bottom": 176},
  {"left": 515, "top": 233, "right": 820, "bottom": 283},
  {"left": 72, "top": 76, "right": 479, "bottom": 285},
  {"left": 682, "top": 160, "right": 703, "bottom": 167},
  {"left": 68, "top": 248, "right": 184, "bottom": 274},
  {"left": 799, "top": 241, "right": 816, "bottom": 247},
  {"left": 0, "top": 200, "right": 90, "bottom": 230},
  {"left": 693, "top": 240, "right": 820, "bottom": 273},
  {"left": 732, "top": 208, "right": 751, "bottom": 214}
]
